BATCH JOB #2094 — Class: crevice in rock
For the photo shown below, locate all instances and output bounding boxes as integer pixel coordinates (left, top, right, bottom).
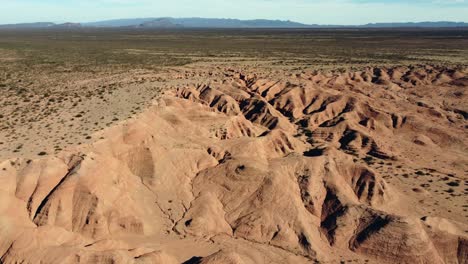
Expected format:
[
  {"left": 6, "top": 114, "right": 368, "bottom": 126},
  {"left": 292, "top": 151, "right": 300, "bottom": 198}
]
[{"left": 32, "top": 154, "right": 84, "bottom": 222}]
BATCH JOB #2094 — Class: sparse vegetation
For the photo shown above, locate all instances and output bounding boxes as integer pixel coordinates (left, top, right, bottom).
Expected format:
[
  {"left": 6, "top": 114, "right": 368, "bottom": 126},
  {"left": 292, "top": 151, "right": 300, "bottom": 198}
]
[{"left": 447, "top": 181, "right": 460, "bottom": 187}]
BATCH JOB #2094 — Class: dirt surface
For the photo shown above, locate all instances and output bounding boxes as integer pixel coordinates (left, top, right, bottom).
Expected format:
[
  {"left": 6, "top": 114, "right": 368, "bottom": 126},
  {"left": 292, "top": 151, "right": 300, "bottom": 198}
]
[{"left": 0, "top": 29, "right": 467, "bottom": 264}]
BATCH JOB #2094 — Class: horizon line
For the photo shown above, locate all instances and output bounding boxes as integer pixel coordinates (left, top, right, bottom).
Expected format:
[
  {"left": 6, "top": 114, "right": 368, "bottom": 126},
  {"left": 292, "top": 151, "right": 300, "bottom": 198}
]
[{"left": 2, "top": 17, "right": 468, "bottom": 27}]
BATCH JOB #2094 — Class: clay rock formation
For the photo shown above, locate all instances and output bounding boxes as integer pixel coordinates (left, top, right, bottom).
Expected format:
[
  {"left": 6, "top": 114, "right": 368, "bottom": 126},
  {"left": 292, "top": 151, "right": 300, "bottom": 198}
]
[{"left": 0, "top": 66, "right": 467, "bottom": 263}]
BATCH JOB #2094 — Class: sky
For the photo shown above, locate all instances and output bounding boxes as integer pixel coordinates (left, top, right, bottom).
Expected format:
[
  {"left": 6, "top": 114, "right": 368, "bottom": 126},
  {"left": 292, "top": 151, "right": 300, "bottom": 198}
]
[{"left": 1, "top": 0, "right": 467, "bottom": 25}]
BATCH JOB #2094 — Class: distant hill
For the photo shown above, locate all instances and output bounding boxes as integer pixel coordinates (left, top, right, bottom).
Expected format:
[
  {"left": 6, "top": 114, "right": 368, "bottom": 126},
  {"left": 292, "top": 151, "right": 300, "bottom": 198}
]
[
  {"left": 54, "top": 23, "right": 82, "bottom": 28},
  {"left": 137, "top": 18, "right": 183, "bottom": 28},
  {"left": 1, "top": 18, "right": 467, "bottom": 29},
  {"left": 0, "top": 22, "right": 55, "bottom": 29},
  {"left": 85, "top": 18, "right": 156, "bottom": 27},
  {"left": 363, "top": 21, "right": 468, "bottom": 28},
  {"left": 0, "top": 22, "right": 81, "bottom": 29},
  {"left": 163, "top": 18, "right": 309, "bottom": 28},
  {"left": 84, "top": 18, "right": 468, "bottom": 28},
  {"left": 85, "top": 17, "right": 310, "bottom": 28}
]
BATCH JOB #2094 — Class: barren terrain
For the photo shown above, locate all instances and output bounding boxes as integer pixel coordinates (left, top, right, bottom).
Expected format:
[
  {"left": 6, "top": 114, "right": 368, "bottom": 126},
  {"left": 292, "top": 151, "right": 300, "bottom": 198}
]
[{"left": 0, "top": 29, "right": 467, "bottom": 263}]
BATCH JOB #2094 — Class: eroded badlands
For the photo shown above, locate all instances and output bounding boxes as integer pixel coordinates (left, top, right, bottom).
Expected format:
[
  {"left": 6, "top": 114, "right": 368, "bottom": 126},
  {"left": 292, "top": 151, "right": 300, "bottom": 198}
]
[{"left": 0, "top": 65, "right": 467, "bottom": 263}]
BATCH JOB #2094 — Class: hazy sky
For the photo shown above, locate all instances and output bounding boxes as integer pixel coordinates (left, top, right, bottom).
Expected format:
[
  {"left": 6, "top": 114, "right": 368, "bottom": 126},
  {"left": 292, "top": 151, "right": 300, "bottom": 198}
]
[{"left": 1, "top": 0, "right": 467, "bottom": 25}]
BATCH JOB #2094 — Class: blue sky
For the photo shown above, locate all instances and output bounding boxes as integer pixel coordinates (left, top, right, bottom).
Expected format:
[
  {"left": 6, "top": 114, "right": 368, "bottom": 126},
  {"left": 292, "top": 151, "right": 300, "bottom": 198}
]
[{"left": 1, "top": 0, "right": 467, "bottom": 25}]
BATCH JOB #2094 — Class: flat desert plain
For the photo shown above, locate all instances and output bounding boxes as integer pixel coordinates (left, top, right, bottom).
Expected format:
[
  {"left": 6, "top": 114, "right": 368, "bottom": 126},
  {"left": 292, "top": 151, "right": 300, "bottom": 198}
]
[{"left": 0, "top": 29, "right": 467, "bottom": 263}]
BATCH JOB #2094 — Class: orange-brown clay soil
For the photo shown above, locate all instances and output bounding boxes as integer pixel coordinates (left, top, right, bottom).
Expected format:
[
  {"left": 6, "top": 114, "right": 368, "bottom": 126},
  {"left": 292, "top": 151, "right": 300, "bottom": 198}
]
[{"left": 0, "top": 64, "right": 467, "bottom": 263}]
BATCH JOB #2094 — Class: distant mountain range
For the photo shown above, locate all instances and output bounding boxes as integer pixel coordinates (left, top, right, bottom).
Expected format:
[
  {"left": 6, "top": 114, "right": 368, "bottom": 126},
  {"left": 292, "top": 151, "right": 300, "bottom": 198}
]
[
  {"left": 362, "top": 21, "right": 468, "bottom": 28},
  {"left": 89, "top": 18, "right": 312, "bottom": 28},
  {"left": 1, "top": 18, "right": 468, "bottom": 29},
  {"left": 0, "top": 22, "right": 82, "bottom": 29}
]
